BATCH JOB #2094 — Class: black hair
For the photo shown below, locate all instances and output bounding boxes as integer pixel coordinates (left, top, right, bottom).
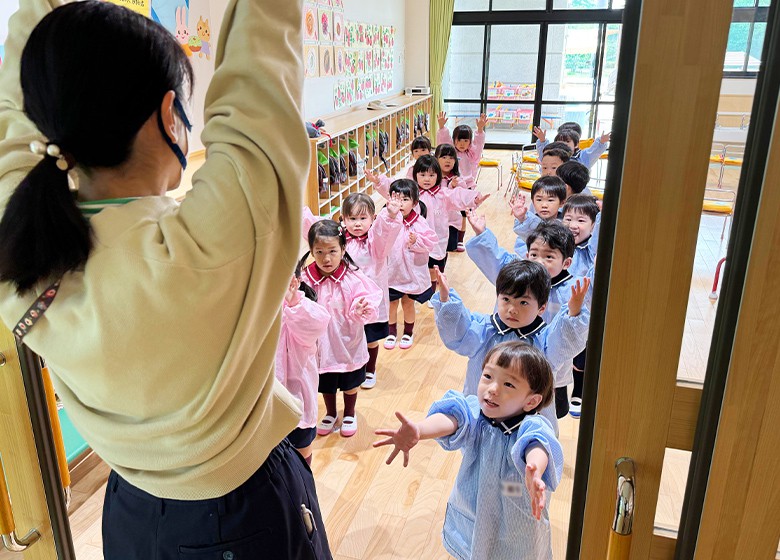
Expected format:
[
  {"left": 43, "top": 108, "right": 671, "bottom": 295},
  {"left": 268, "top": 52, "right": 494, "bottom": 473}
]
[
  {"left": 562, "top": 194, "right": 600, "bottom": 223},
  {"left": 556, "top": 161, "right": 590, "bottom": 194},
  {"left": 297, "top": 219, "right": 360, "bottom": 273},
  {"left": 555, "top": 129, "right": 581, "bottom": 149},
  {"left": 342, "top": 192, "right": 375, "bottom": 217},
  {"left": 558, "top": 121, "right": 583, "bottom": 136},
  {"left": 495, "top": 260, "right": 550, "bottom": 306},
  {"left": 452, "top": 124, "right": 473, "bottom": 143},
  {"left": 541, "top": 147, "right": 571, "bottom": 164},
  {"left": 483, "top": 341, "right": 553, "bottom": 413},
  {"left": 411, "top": 136, "right": 432, "bottom": 153},
  {"left": 389, "top": 178, "right": 420, "bottom": 204},
  {"left": 526, "top": 220, "right": 575, "bottom": 260},
  {"left": 434, "top": 143, "right": 461, "bottom": 177},
  {"left": 542, "top": 141, "right": 574, "bottom": 156},
  {"left": 412, "top": 155, "right": 443, "bottom": 188},
  {"left": 0, "top": 1, "right": 193, "bottom": 294},
  {"left": 530, "top": 176, "right": 567, "bottom": 203}
]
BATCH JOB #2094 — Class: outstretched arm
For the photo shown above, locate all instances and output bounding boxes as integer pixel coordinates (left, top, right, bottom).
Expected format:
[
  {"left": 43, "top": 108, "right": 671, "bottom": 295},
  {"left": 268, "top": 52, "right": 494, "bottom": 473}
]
[{"left": 373, "top": 411, "right": 458, "bottom": 467}]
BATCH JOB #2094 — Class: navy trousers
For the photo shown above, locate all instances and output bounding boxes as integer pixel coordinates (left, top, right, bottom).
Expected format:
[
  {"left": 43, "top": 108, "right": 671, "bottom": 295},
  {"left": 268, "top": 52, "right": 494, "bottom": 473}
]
[{"left": 102, "top": 439, "right": 332, "bottom": 559}]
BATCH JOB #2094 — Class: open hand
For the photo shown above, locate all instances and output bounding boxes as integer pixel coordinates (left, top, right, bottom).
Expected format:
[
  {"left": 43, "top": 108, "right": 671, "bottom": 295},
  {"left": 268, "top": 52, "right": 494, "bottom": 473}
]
[
  {"left": 373, "top": 411, "right": 421, "bottom": 467},
  {"left": 353, "top": 297, "right": 370, "bottom": 319},
  {"left": 437, "top": 111, "right": 448, "bottom": 129},
  {"left": 476, "top": 113, "right": 488, "bottom": 132},
  {"left": 285, "top": 275, "right": 300, "bottom": 305},
  {"left": 365, "top": 169, "right": 383, "bottom": 187},
  {"left": 599, "top": 131, "right": 612, "bottom": 144},
  {"left": 474, "top": 192, "right": 491, "bottom": 208},
  {"left": 386, "top": 192, "right": 403, "bottom": 218},
  {"left": 533, "top": 126, "right": 546, "bottom": 143},
  {"left": 525, "top": 464, "right": 547, "bottom": 520},
  {"left": 568, "top": 277, "right": 592, "bottom": 317},
  {"left": 449, "top": 176, "right": 461, "bottom": 189},
  {"left": 466, "top": 209, "right": 486, "bottom": 236},
  {"left": 509, "top": 194, "right": 528, "bottom": 222},
  {"left": 434, "top": 265, "right": 450, "bottom": 302}
]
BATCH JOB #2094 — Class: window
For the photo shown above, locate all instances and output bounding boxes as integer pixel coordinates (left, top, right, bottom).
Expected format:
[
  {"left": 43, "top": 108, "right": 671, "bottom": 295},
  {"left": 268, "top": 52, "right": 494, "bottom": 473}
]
[{"left": 725, "top": 0, "right": 771, "bottom": 76}]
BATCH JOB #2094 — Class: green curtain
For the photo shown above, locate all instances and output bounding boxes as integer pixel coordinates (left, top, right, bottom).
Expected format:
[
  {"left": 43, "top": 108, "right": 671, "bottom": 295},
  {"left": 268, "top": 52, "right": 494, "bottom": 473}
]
[{"left": 429, "top": 0, "right": 455, "bottom": 138}]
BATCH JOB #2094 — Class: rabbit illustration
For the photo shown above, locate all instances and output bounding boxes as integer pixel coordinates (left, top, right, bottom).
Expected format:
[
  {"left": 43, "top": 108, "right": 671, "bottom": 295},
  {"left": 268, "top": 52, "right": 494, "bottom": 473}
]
[
  {"left": 196, "top": 17, "right": 211, "bottom": 60},
  {"left": 176, "top": 6, "right": 192, "bottom": 57}
]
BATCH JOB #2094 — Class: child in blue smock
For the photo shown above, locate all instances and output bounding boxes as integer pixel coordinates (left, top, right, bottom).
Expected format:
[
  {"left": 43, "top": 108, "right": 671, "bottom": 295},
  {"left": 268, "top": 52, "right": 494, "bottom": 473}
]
[
  {"left": 561, "top": 194, "right": 600, "bottom": 277},
  {"left": 466, "top": 216, "right": 588, "bottom": 419},
  {"left": 374, "top": 341, "right": 564, "bottom": 560},
  {"left": 533, "top": 125, "right": 611, "bottom": 170},
  {"left": 431, "top": 259, "right": 590, "bottom": 429},
  {"left": 511, "top": 176, "right": 567, "bottom": 252}
]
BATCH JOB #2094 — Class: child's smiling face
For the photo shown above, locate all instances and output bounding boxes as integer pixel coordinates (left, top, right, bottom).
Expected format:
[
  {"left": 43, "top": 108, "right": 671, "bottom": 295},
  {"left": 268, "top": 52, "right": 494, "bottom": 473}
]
[
  {"left": 496, "top": 289, "right": 546, "bottom": 330},
  {"left": 562, "top": 210, "right": 595, "bottom": 244}
]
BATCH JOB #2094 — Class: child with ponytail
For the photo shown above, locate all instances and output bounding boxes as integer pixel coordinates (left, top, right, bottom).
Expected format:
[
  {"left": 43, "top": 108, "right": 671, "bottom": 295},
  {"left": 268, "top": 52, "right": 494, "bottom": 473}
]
[{"left": 300, "top": 220, "right": 383, "bottom": 437}]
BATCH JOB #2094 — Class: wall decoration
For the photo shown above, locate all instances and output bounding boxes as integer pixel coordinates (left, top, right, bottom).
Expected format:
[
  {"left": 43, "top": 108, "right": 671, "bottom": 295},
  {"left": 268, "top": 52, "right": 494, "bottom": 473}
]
[
  {"left": 303, "top": 4, "right": 318, "bottom": 43},
  {"left": 335, "top": 47, "right": 345, "bottom": 76},
  {"left": 318, "top": 9, "right": 332, "bottom": 43},
  {"left": 319, "top": 45, "right": 334, "bottom": 76},
  {"left": 318, "top": 0, "right": 332, "bottom": 6},
  {"left": 333, "top": 12, "right": 344, "bottom": 45},
  {"left": 333, "top": 0, "right": 343, "bottom": 8},
  {"left": 106, "top": 0, "right": 151, "bottom": 16},
  {"left": 304, "top": 45, "right": 319, "bottom": 77}
]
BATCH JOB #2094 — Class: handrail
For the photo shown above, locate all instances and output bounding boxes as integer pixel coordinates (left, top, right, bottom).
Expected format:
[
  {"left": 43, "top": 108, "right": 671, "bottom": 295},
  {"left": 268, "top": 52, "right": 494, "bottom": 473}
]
[{"left": 606, "top": 458, "right": 635, "bottom": 560}]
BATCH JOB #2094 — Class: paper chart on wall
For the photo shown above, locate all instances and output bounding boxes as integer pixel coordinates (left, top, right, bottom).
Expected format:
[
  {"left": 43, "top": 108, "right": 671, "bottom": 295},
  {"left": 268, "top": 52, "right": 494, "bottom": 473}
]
[
  {"left": 319, "top": 45, "right": 334, "bottom": 76},
  {"left": 334, "top": 47, "right": 345, "bottom": 76},
  {"left": 332, "top": 11, "right": 344, "bottom": 45},
  {"left": 303, "top": 4, "right": 318, "bottom": 43},
  {"left": 304, "top": 45, "right": 319, "bottom": 77},
  {"left": 318, "top": 9, "right": 332, "bottom": 43}
]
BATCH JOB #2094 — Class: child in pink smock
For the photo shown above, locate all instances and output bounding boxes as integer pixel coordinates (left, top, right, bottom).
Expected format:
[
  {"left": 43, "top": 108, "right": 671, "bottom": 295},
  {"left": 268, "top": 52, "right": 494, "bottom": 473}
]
[
  {"left": 300, "top": 220, "right": 383, "bottom": 438},
  {"left": 436, "top": 111, "right": 487, "bottom": 182},
  {"left": 402, "top": 136, "right": 433, "bottom": 179},
  {"left": 436, "top": 142, "right": 476, "bottom": 254},
  {"left": 275, "top": 274, "right": 331, "bottom": 464},
  {"left": 339, "top": 192, "right": 403, "bottom": 390},
  {"left": 383, "top": 179, "right": 438, "bottom": 350}
]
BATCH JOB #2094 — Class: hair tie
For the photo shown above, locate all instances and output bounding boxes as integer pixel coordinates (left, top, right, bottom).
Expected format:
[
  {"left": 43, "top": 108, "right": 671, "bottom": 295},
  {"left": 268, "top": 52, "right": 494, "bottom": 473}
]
[
  {"left": 337, "top": 224, "right": 344, "bottom": 235},
  {"left": 30, "top": 140, "right": 74, "bottom": 171}
]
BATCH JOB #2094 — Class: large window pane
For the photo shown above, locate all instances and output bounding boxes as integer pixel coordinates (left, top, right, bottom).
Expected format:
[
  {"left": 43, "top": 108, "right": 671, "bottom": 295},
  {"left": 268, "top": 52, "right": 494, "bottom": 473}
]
[
  {"left": 539, "top": 103, "right": 594, "bottom": 138},
  {"left": 487, "top": 25, "right": 540, "bottom": 103},
  {"left": 492, "top": 0, "right": 546, "bottom": 9},
  {"left": 485, "top": 103, "right": 535, "bottom": 145},
  {"left": 544, "top": 24, "right": 600, "bottom": 101},
  {"left": 724, "top": 22, "right": 750, "bottom": 71},
  {"left": 748, "top": 22, "right": 766, "bottom": 71},
  {"left": 600, "top": 24, "right": 621, "bottom": 101},
  {"left": 443, "top": 26, "right": 486, "bottom": 99},
  {"left": 454, "top": 0, "right": 489, "bottom": 10},
  {"left": 442, "top": 102, "right": 482, "bottom": 131},
  {"left": 553, "top": 0, "right": 609, "bottom": 8}
]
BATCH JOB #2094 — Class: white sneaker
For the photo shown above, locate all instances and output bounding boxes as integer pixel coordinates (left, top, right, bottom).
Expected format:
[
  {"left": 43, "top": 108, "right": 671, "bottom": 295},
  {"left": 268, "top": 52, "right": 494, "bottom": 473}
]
[
  {"left": 569, "top": 398, "right": 582, "bottom": 418},
  {"left": 427, "top": 300, "right": 434, "bottom": 309},
  {"left": 361, "top": 371, "right": 377, "bottom": 389}
]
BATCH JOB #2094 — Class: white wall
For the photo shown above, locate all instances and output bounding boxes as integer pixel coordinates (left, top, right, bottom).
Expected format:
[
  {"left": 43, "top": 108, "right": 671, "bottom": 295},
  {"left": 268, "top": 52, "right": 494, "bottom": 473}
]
[
  {"left": 302, "top": 0, "right": 406, "bottom": 120},
  {"left": 404, "top": 0, "right": 429, "bottom": 88}
]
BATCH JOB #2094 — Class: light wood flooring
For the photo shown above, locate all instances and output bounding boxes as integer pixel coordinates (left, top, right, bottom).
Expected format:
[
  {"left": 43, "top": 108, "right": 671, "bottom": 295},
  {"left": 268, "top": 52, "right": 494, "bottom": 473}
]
[{"left": 2, "top": 150, "right": 735, "bottom": 559}]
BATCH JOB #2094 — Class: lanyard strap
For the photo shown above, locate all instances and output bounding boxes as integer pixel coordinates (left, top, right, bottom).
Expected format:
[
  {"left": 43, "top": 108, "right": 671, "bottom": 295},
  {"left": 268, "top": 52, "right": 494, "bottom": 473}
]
[{"left": 14, "top": 280, "right": 61, "bottom": 342}]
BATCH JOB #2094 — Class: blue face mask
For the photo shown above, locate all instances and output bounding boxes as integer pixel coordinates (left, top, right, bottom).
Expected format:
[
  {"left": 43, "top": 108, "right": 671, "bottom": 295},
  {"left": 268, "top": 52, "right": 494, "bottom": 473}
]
[{"left": 157, "top": 97, "right": 193, "bottom": 170}]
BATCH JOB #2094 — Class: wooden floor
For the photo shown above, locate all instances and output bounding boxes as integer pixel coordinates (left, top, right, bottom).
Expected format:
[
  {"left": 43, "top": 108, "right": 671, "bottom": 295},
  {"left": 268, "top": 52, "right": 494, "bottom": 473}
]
[{"left": 2, "top": 150, "right": 735, "bottom": 559}]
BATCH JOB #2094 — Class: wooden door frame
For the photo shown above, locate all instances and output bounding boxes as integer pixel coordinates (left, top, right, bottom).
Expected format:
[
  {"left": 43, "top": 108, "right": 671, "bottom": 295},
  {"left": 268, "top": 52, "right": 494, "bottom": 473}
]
[{"left": 566, "top": 0, "right": 735, "bottom": 557}]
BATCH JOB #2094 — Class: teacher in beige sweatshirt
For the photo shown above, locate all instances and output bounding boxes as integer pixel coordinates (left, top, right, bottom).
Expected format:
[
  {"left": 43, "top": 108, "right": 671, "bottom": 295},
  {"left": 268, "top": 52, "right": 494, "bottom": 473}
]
[{"left": 0, "top": 0, "right": 331, "bottom": 557}]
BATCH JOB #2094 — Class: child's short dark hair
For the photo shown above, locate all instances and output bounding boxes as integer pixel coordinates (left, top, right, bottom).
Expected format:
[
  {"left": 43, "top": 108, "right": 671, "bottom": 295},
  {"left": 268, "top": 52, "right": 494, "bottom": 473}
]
[
  {"left": 526, "top": 220, "right": 575, "bottom": 259},
  {"left": 342, "top": 192, "right": 375, "bottom": 217},
  {"left": 482, "top": 341, "right": 553, "bottom": 413},
  {"left": 555, "top": 129, "right": 581, "bottom": 148},
  {"left": 389, "top": 178, "right": 420, "bottom": 204},
  {"left": 411, "top": 136, "right": 432, "bottom": 153},
  {"left": 541, "top": 147, "right": 571, "bottom": 164},
  {"left": 558, "top": 121, "right": 583, "bottom": 136},
  {"left": 452, "top": 124, "right": 473, "bottom": 143},
  {"left": 495, "top": 260, "right": 550, "bottom": 306},
  {"left": 413, "top": 155, "right": 443, "bottom": 187},
  {"left": 434, "top": 143, "right": 461, "bottom": 176},
  {"left": 556, "top": 161, "right": 590, "bottom": 194},
  {"left": 562, "top": 194, "right": 600, "bottom": 222},
  {"left": 530, "top": 176, "right": 567, "bottom": 203},
  {"left": 542, "top": 141, "right": 574, "bottom": 156}
]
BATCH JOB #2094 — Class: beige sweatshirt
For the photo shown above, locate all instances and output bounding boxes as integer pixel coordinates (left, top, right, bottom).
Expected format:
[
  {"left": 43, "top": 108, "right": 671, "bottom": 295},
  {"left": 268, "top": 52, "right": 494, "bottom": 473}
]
[{"left": 0, "top": 0, "right": 309, "bottom": 499}]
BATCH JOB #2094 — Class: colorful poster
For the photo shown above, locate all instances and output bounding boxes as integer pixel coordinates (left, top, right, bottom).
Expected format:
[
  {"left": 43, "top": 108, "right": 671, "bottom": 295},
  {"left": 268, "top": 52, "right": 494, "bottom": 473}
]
[
  {"left": 356, "top": 78, "right": 365, "bottom": 102},
  {"left": 333, "top": 12, "right": 344, "bottom": 45},
  {"left": 372, "top": 48, "right": 381, "bottom": 72},
  {"left": 334, "top": 81, "right": 346, "bottom": 110},
  {"left": 373, "top": 73, "right": 381, "bottom": 96},
  {"left": 149, "top": 0, "right": 187, "bottom": 34},
  {"left": 304, "top": 45, "right": 319, "bottom": 77},
  {"left": 318, "top": 9, "right": 332, "bottom": 43},
  {"left": 303, "top": 4, "right": 318, "bottom": 43},
  {"left": 319, "top": 45, "right": 334, "bottom": 76},
  {"left": 335, "top": 47, "right": 345, "bottom": 76},
  {"left": 318, "top": 0, "right": 332, "bottom": 5},
  {"left": 365, "top": 49, "right": 373, "bottom": 73},
  {"left": 357, "top": 50, "right": 366, "bottom": 74},
  {"left": 106, "top": 0, "right": 151, "bottom": 16},
  {"left": 333, "top": 0, "right": 344, "bottom": 8},
  {"left": 345, "top": 79, "right": 355, "bottom": 105}
]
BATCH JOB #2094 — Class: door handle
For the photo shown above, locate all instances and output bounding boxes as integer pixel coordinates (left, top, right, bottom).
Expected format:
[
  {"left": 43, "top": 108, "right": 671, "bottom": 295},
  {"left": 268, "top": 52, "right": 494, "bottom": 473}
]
[
  {"left": 41, "top": 365, "right": 72, "bottom": 508},
  {"left": 0, "top": 457, "right": 41, "bottom": 552},
  {"left": 606, "top": 457, "right": 635, "bottom": 560}
]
